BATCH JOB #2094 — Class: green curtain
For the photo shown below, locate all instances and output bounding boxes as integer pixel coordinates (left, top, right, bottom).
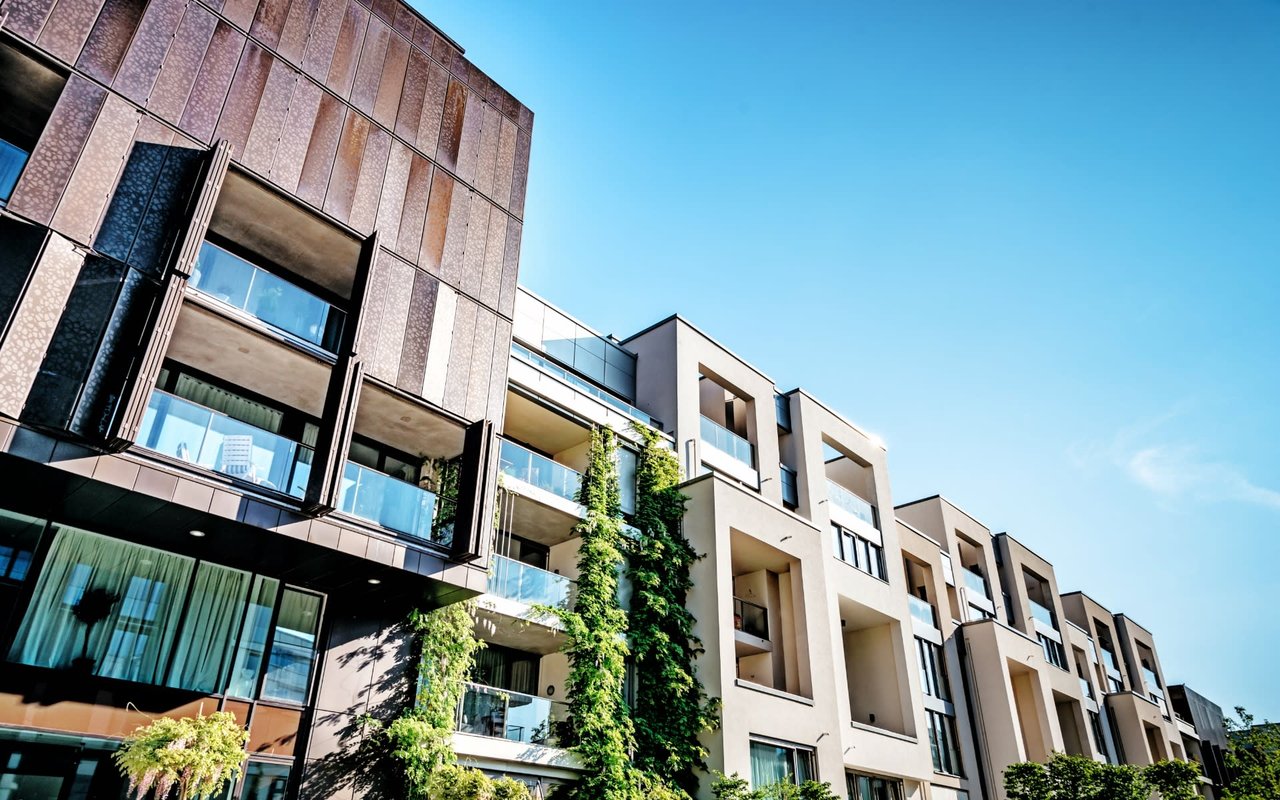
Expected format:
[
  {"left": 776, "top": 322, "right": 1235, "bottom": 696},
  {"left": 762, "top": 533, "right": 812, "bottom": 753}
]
[
  {"left": 749, "top": 741, "right": 791, "bottom": 789},
  {"left": 9, "top": 527, "right": 193, "bottom": 684},
  {"left": 174, "top": 374, "right": 283, "bottom": 432},
  {"left": 166, "top": 562, "right": 251, "bottom": 692},
  {"left": 226, "top": 576, "right": 280, "bottom": 698}
]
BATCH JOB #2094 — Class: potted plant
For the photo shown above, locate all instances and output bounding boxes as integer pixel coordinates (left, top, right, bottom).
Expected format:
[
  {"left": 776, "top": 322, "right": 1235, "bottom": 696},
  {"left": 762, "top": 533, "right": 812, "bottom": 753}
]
[{"left": 70, "top": 586, "right": 119, "bottom": 673}]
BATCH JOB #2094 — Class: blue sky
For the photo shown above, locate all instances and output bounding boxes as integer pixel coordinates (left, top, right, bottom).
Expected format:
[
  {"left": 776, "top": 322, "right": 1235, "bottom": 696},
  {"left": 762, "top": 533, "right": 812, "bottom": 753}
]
[{"left": 416, "top": 1, "right": 1280, "bottom": 718}]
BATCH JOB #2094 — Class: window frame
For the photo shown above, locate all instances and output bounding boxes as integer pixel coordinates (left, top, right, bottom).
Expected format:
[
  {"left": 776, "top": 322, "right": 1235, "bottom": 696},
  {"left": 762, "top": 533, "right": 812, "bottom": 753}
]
[{"left": 748, "top": 736, "right": 817, "bottom": 789}]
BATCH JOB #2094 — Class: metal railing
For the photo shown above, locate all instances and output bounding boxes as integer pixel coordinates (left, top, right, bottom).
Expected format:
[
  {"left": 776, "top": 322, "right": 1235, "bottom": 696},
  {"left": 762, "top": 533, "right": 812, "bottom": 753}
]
[
  {"left": 136, "top": 390, "right": 311, "bottom": 498},
  {"left": 456, "top": 682, "right": 567, "bottom": 747},
  {"left": 908, "top": 595, "right": 939, "bottom": 629},
  {"left": 826, "top": 479, "right": 877, "bottom": 528},
  {"left": 338, "top": 461, "right": 452, "bottom": 544},
  {"left": 733, "top": 597, "right": 769, "bottom": 640},
  {"left": 489, "top": 554, "right": 573, "bottom": 608},
  {"left": 498, "top": 439, "right": 582, "bottom": 503},
  {"left": 700, "top": 415, "right": 754, "bottom": 467}
]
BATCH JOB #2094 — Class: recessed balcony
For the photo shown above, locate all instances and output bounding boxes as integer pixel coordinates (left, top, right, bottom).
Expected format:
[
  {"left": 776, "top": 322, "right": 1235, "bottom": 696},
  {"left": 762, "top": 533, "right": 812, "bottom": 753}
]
[
  {"left": 336, "top": 461, "right": 453, "bottom": 545},
  {"left": 733, "top": 596, "right": 772, "bottom": 658},
  {"left": 456, "top": 682, "right": 567, "bottom": 748},
  {"left": 826, "top": 479, "right": 877, "bottom": 529},
  {"left": 498, "top": 438, "right": 582, "bottom": 506},
  {"left": 907, "top": 594, "right": 940, "bottom": 630},
  {"left": 489, "top": 554, "right": 573, "bottom": 609}
]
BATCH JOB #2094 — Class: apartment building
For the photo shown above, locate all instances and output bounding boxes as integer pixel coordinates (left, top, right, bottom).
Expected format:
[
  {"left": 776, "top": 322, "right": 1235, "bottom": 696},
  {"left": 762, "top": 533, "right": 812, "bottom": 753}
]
[
  {"left": 0, "top": 0, "right": 531, "bottom": 794},
  {"left": 463, "top": 291, "right": 1228, "bottom": 800}
]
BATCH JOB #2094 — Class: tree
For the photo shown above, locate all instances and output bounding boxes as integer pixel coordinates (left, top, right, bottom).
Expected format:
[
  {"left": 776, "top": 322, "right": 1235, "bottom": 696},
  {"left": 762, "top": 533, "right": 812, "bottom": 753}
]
[
  {"left": 707, "top": 774, "right": 840, "bottom": 800},
  {"left": 1004, "top": 761, "right": 1051, "bottom": 800},
  {"left": 1003, "top": 753, "right": 1198, "bottom": 800},
  {"left": 1224, "top": 707, "right": 1280, "bottom": 800},
  {"left": 1045, "top": 752, "right": 1100, "bottom": 800},
  {"left": 626, "top": 422, "right": 719, "bottom": 796},
  {"left": 114, "top": 710, "right": 248, "bottom": 800},
  {"left": 1095, "top": 764, "right": 1148, "bottom": 800},
  {"left": 550, "top": 426, "right": 635, "bottom": 800},
  {"left": 1145, "top": 760, "right": 1201, "bottom": 800}
]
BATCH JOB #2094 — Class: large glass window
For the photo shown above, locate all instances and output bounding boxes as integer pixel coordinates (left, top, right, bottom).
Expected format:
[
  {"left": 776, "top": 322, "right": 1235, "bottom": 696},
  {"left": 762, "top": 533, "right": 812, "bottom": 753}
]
[
  {"left": 226, "top": 576, "right": 281, "bottom": 698},
  {"left": 848, "top": 772, "right": 904, "bottom": 800},
  {"left": 261, "top": 588, "right": 322, "bottom": 704},
  {"left": 927, "top": 710, "right": 963, "bottom": 776},
  {"left": 239, "top": 760, "right": 291, "bottom": 799},
  {"left": 916, "top": 638, "right": 951, "bottom": 702},
  {"left": 749, "top": 738, "right": 815, "bottom": 789},
  {"left": 1039, "top": 634, "right": 1068, "bottom": 671},
  {"left": 167, "top": 563, "right": 252, "bottom": 693},
  {"left": 832, "top": 524, "right": 885, "bottom": 581}
]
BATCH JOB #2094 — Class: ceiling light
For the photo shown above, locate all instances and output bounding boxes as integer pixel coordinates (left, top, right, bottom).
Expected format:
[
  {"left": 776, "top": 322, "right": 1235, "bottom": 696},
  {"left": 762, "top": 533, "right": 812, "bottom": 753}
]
[
  {"left": 189, "top": 530, "right": 206, "bottom": 538},
  {"left": 367, "top": 578, "right": 382, "bottom": 585}
]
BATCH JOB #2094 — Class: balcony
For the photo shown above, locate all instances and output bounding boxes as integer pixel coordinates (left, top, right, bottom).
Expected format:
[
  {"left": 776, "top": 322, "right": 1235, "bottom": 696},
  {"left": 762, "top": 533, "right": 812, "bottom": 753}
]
[
  {"left": 1028, "top": 598, "right": 1057, "bottom": 630},
  {"left": 456, "top": 683, "right": 567, "bottom": 747},
  {"left": 734, "top": 597, "right": 769, "bottom": 640},
  {"left": 908, "top": 595, "right": 939, "bottom": 630},
  {"left": 511, "top": 342, "right": 655, "bottom": 427},
  {"left": 498, "top": 439, "right": 582, "bottom": 505},
  {"left": 1143, "top": 666, "right": 1163, "bottom": 700},
  {"left": 136, "top": 390, "right": 311, "bottom": 498},
  {"left": 962, "top": 567, "right": 989, "bottom": 599},
  {"left": 1101, "top": 647, "right": 1122, "bottom": 676},
  {"left": 1080, "top": 677, "right": 1095, "bottom": 700},
  {"left": 337, "top": 461, "right": 452, "bottom": 545},
  {"left": 0, "top": 137, "right": 28, "bottom": 205},
  {"left": 826, "top": 480, "right": 876, "bottom": 528},
  {"left": 489, "top": 554, "right": 572, "bottom": 608},
  {"left": 700, "top": 415, "right": 754, "bottom": 467},
  {"left": 190, "top": 242, "right": 344, "bottom": 353}
]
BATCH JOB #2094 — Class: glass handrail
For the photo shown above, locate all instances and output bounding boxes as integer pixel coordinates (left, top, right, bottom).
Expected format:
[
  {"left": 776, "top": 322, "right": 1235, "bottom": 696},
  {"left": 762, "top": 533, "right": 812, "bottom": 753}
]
[
  {"left": 456, "top": 682, "right": 568, "bottom": 747},
  {"left": 1143, "top": 666, "right": 1162, "bottom": 693},
  {"left": 338, "top": 461, "right": 452, "bottom": 545},
  {"left": 700, "top": 416, "right": 754, "bottom": 467},
  {"left": 489, "top": 554, "right": 573, "bottom": 608},
  {"left": 190, "top": 242, "right": 343, "bottom": 352},
  {"left": 511, "top": 342, "right": 654, "bottom": 426},
  {"left": 1101, "top": 647, "right": 1122, "bottom": 674},
  {"left": 826, "top": 479, "right": 876, "bottom": 528},
  {"left": 962, "top": 567, "right": 989, "bottom": 599},
  {"left": 0, "top": 138, "right": 29, "bottom": 206},
  {"left": 136, "top": 390, "right": 312, "bottom": 498},
  {"left": 498, "top": 439, "right": 582, "bottom": 503},
  {"left": 1028, "top": 598, "right": 1057, "bottom": 629},
  {"left": 733, "top": 597, "right": 769, "bottom": 640},
  {"left": 1080, "top": 677, "right": 1095, "bottom": 700},
  {"left": 908, "top": 595, "right": 939, "bottom": 629}
]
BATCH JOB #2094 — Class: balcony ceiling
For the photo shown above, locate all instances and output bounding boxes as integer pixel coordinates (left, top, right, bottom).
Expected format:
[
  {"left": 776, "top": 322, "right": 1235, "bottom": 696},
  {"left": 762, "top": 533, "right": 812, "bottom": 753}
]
[
  {"left": 0, "top": 41, "right": 65, "bottom": 144},
  {"left": 504, "top": 391, "right": 589, "bottom": 455},
  {"left": 354, "top": 383, "right": 465, "bottom": 460}
]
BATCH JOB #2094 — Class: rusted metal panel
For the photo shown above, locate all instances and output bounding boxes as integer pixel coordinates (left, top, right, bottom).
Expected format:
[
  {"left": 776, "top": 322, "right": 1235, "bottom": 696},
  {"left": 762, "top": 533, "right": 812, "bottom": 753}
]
[
  {"left": 240, "top": 57, "right": 298, "bottom": 175},
  {"left": 51, "top": 94, "right": 141, "bottom": 246},
  {"left": 112, "top": 0, "right": 184, "bottom": 105},
  {"left": 492, "top": 116, "right": 517, "bottom": 211},
  {"left": 324, "top": 0, "right": 368, "bottom": 99},
  {"left": 347, "top": 125, "right": 389, "bottom": 233},
  {"left": 374, "top": 140, "right": 411, "bottom": 246},
  {"left": 415, "top": 57, "right": 449, "bottom": 155},
  {"left": 433, "top": 77, "right": 466, "bottom": 171},
  {"left": 497, "top": 217, "right": 520, "bottom": 319},
  {"left": 220, "top": 0, "right": 260, "bottom": 31},
  {"left": 416, "top": 154, "right": 451, "bottom": 273},
  {"left": 372, "top": 31, "right": 408, "bottom": 129},
  {"left": 75, "top": 0, "right": 145, "bottom": 83},
  {"left": 37, "top": 0, "right": 106, "bottom": 64},
  {"left": 464, "top": 306, "right": 496, "bottom": 422},
  {"left": 517, "top": 102, "right": 533, "bottom": 133},
  {"left": 442, "top": 295, "right": 474, "bottom": 415},
  {"left": 395, "top": 268, "right": 435, "bottom": 392},
  {"left": 94, "top": 117, "right": 174, "bottom": 265},
  {"left": 510, "top": 127, "right": 530, "bottom": 219},
  {"left": 394, "top": 47, "right": 428, "bottom": 141},
  {"left": 178, "top": 21, "right": 245, "bottom": 143},
  {"left": 349, "top": 15, "right": 389, "bottom": 116},
  {"left": 394, "top": 154, "right": 430, "bottom": 260},
  {"left": 389, "top": 3, "right": 412, "bottom": 39},
  {"left": 213, "top": 42, "right": 273, "bottom": 160},
  {"left": 296, "top": 91, "right": 345, "bottom": 206},
  {"left": 146, "top": 4, "right": 218, "bottom": 126},
  {"left": 299, "top": 0, "right": 343, "bottom": 80},
  {"left": 249, "top": 0, "right": 290, "bottom": 49},
  {"left": 322, "top": 108, "right": 370, "bottom": 221},
  {"left": 430, "top": 28, "right": 455, "bottom": 64},
  {"left": 478, "top": 209, "right": 505, "bottom": 310},
  {"left": 473, "top": 103, "right": 501, "bottom": 199},
  {"left": 275, "top": 0, "right": 317, "bottom": 63},
  {"left": 370, "top": 0, "right": 393, "bottom": 25},
  {"left": 437, "top": 180, "right": 469, "bottom": 288},
  {"left": 270, "top": 75, "right": 322, "bottom": 194},
  {"left": 409, "top": 14, "right": 433, "bottom": 53},
  {"left": 453, "top": 89, "right": 482, "bottom": 184},
  {"left": 7, "top": 75, "right": 105, "bottom": 226},
  {"left": 459, "top": 193, "right": 488, "bottom": 298},
  {"left": 367, "top": 249, "right": 412, "bottom": 382}
]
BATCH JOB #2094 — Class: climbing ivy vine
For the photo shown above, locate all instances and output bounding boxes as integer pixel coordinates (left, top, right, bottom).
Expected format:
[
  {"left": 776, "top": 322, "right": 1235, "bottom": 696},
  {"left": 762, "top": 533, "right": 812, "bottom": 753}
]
[{"left": 625, "top": 422, "right": 719, "bottom": 796}]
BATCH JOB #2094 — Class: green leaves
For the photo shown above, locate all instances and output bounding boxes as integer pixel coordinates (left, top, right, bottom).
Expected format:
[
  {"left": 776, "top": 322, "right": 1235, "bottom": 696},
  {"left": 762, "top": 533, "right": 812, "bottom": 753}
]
[
  {"left": 1003, "top": 753, "right": 1199, "bottom": 800},
  {"left": 1224, "top": 706, "right": 1280, "bottom": 800},
  {"left": 113, "top": 711, "right": 248, "bottom": 800}
]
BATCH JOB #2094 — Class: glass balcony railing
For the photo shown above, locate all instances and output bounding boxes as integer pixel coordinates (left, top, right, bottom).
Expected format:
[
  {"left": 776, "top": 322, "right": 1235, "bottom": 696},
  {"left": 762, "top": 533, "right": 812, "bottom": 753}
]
[
  {"left": 733, "top": 597, "right": 769, "bottom": 640},
  {"left": 489, "top": 554, "right": 572, "bottom": 608},
  {"left": 136, "top": 390, "right": 312, "bottom": 498},
  {"left": 908, "top": 595, "right": 939, "bottom": 629},
  {"left": 962, "top": 567, "right": 990, "bottom": 599},
  {"left": 826, "top": 480, "right": 877, "bottom": 528},
  {"left": 498, "top": 439, "right": 582, "bottom": 503},
  {"left": 1101, "top": 647, "right": 1122, "bottom": 675},
  {"left": 338, "top": 461, "right": 453, "bottom": 545},
  {"left": 1028, "top": 598, "right": 1057, "bottom": 629},
  {"left": 1079, "top": 676, "right": 1095, "bottom": 700},
  {"left": 511, "top": 343, "right": 655, "bottom": 427},
  {"left": 1143, "top": 666, "right": 1162, "bottom": 697},
  {"left": 700, "top": 416, "right": 754, "bottom": 468},
  {"left": 0, "top": 138, "right": 29, "bottom": 205},
  {"left": 190, "top": 242, "right": 344, "bottom": 352},
  {"left": 456, "top": 682, "right": 567, "bottom": 747}
]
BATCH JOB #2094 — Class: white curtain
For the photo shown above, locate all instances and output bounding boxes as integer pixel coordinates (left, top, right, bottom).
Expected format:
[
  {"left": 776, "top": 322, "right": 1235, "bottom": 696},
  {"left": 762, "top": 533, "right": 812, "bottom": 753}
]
[
  {"left": 174, "top": 374, "right": 282, "bottom": 432},
  {"left": 166, "top": 562, "right": 251, "bottom": 692},
  {"left": 8, "top": 527, "right": 193, "bottom": 684}
]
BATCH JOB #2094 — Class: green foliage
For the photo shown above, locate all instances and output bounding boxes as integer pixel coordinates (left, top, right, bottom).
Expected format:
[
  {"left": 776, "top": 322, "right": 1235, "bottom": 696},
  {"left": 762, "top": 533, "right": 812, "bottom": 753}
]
[
  {"left": 425, "top": 764, "right": 532, "bottom": 800},
  {"left": 1096, "top": 763, "right": 1148, "bottom": 800},
  {"left": 707, "top": 773, "right": 839, "bottom": 800},
  {"left": 385, "top": 601, "right": 485, "bottom": 798},
  {"left": 550, "top": 426, "right": 635, "bottom": 800},
  {"left": 114, "top": 710, "right": 248, "bottom": 800},
  {"left": 625, "top": 422, "right": 718, "bottom": 796},
  {"left": 1145, "top": 760, "right": 1201, "bottom": 800},
  {"left": 1003, "top": 761, "right": 1051, "bottom": 800},
  {"left": 710, "top": 772, "right": 755, "bottom": 800},
  {"left": 1224, "top": 707, "right": 1280, "bottom": 800},
  {"left": 1045, "top": 752, "right": 1100, "bottom": 800}
]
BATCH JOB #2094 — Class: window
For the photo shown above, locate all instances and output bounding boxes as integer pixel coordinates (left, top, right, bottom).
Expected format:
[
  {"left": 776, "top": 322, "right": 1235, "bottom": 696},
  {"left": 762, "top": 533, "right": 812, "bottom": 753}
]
[
  {"left": 0, "top": 509, "right": 43, "bottom": 585},
  {"left": 927, "top": 710, "right": 963, "bottom": 776},
  {"left": 916, "top": 638, "right": 951, "bottom": 702},
  {"left": 832, "top": 524, "right": 885, "bottom": 581},
  {"left": 780, "top": 465, "right": 798, "bottom": 509},
  {"left": 1089, "top": 711, "right": 1110, "bottom": 762},
  {"left": 9, "top": 524, "right": 321, "bottom": 704},
  {"left": 239, "top": 760, "right": 291, "bottom": 799},
  {"left": 1039, "top": 634, "right": 1068, "bottom": 671},
  {"left": 749, "top": 738, "right": 815, "bottom": 789},
  {"left": 847, "top": 772, "right": 904, "bottom": 800}
]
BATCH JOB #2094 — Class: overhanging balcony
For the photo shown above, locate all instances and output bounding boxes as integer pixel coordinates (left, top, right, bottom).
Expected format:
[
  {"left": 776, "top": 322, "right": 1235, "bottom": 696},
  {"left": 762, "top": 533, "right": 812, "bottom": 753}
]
[
  {"left": 489, "top": 554, "right": 572, "bottom": 609},
  {"left": 336, "top": 461, "right": 453, "bottom": 545},
  {"left": 136, "top": 390, "right": 311, "bottom": 498},
  {"left": 498, "top": 438, "right": 582, "bottom": 506},
  {"left": 456, "top": 682, "right": 567, "bottom": 748}
]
